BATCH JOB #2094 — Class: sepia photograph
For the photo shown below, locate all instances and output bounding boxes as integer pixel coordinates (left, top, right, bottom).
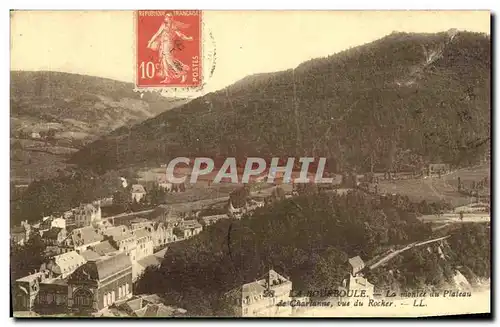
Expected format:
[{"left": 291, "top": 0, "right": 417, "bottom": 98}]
[{"left": 9, "top": 10, "right": 491, "bottom": 318}]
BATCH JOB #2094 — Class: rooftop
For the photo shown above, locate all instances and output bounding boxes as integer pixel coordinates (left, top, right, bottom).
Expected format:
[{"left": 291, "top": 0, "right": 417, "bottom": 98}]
[
  {"left": 137, "top": 255, "right": 162, "bottom": 269},
  {"left": 131, "top": 184, "right": 146, "bottom": 194},
  {"left": 70, "top": 226, "right": 103, "bottom": 247},
  {"left": 80, "top": 250, "right": 102, "bottom": 261},
  {"left": 52, "top": 251, "right": 86, "bottom": 275},
  {"left": 68, "top": 253, "right": 132, "bottom": 282},
  {"left": 42, "top": 227, "right": 64, "bottom": 240},
  {"left": 91, "top": 241, "right": 119, "bottom": 256},
  {"left": 116, "top": 294, "right": 187, "bottom": 317},
  {"left": 349, "top": 256, "right": 365, "bottom": 272},
  {"left": 181, "top": 220, "right": 202, "bottom": 229},
  {"left": 102, "top": 226, "right": 134, "bottom": 242},
  {"left": 134, "top": 228, "right": 151, "bottom": 240}
]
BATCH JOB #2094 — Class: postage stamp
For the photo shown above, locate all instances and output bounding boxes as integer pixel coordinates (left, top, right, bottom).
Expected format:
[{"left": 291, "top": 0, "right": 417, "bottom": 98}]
[{"left": 136, "top": 10, "right": 202, "bottom": 89}]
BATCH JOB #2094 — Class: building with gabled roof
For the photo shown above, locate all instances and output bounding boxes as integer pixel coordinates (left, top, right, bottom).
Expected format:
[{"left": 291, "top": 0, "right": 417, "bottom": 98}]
[
  {"left": 99, "top": 294, "right": 187, "bottom": 317},
  {"left": 67, "top": 253, "right": 133, "bottom": 314},
  {"left": 80, "top": 250, "right": 102, "bottom": 262},
  {"left": 224, "top": 269, "right": 293, "bottom": 317},
  {"left": 199, "top": 214, "right": 229, "bottom": 227},
  {"left": 131, "top": 184, "right": 147, "bottom": 202},
  {"left": 42, "top": 227, "right": 67, "bottom": 246},
  {"left": 90, "top": 241, "right": 120, "bottom": 256},
  {"left": 101, "top": 225, "right": 137, "bottom": 261},
  {"left": 133, "top": 228, "right": 154, "bottom": 263},
  {"left": 47, "top": 251, "right": 87, "bottom": 278},
  {"left": 174, "top": 220, "right": 202, "bottom": 239},
  {"left": 348, "top": 256, "right": 365, "bottom": 276},
  {"left": 63, "top": 226, "right": 104, "bottom": 253},
  {"left": 74, "top": 203, "right": 102, "bottom": 228}
]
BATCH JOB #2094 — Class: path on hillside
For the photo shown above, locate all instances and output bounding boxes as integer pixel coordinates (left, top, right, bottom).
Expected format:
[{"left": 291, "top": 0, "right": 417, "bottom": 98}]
[{"left": 368, "top": 235, "right": 451, "bottom": 270}]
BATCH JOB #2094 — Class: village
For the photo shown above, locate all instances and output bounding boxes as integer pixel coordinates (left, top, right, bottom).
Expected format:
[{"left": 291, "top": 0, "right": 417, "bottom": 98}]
[{"left": 10, "top": 161, "right": 490, "bottom": 317}]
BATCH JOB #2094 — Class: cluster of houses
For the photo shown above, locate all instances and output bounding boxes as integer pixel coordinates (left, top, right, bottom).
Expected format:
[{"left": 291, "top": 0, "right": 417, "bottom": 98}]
[
  {"left": 223, "top": 256, "right": 375, "bottom": 317},
  {"left": 228, "top": 198, "right": 265, "bottom": 219},
  {"left": 11, "top": 191, "right": 251, "bottom": 316},
  {"left": 12, "top": 179, "right": 344, "bottom": 317}
]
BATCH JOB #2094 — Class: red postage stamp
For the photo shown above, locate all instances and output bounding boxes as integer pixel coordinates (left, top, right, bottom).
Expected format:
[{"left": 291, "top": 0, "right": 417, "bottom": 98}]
[{"left": 136, "top": 10, "right": 202, "bottom": 88}]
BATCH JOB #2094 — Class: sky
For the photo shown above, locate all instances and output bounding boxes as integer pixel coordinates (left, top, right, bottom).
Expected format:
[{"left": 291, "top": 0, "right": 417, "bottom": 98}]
[{"left": 10, "top": 10, "right": 490, "bottom": 97}]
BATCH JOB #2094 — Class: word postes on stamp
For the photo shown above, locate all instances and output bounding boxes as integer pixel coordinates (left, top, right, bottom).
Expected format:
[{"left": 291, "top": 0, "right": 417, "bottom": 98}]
[{"left": 136, "top": 10, "right": 202, "bottom": 88}]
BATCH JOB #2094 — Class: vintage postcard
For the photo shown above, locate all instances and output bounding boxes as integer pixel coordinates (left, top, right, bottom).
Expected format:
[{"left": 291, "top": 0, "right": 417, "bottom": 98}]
[{"left": 10, "top": 10, "right": 491, "bottom": 318}]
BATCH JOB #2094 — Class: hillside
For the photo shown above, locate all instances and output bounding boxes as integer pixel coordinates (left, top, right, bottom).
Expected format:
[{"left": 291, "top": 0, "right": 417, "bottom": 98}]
[
  {"left": 71, "top": 30, "right": 490, "bottom": 174},
  {"left": 10, "top": 71, "right": 188, "bottom": 182},
  {"left": 134, "top": 191, "right": 490, "bottom": 316}
]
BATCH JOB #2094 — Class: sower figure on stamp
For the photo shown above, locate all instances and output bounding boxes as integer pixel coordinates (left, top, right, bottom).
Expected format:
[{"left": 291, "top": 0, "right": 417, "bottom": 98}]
[{"left": 147, "top": 14, "right": 193, "bottom": 84}]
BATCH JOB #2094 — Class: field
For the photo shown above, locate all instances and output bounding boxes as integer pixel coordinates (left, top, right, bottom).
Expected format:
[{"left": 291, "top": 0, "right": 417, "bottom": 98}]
[{"left": 376, "top": 164, "right": 490, "bottom": 208}]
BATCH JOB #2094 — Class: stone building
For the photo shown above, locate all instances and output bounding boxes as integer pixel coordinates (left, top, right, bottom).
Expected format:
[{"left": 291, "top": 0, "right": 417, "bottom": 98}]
[
  {"left": 45, "top": 251, "right": 87, "bottom": 279},
  {"left": 11, "top": 220, "right": 31, "bottom": 246},
  {"left": 174, "top": 220, "right": 202, "bottom": 239},
  {"left": 41, "top": 227, "right": 67, "bottom": 246},
  {"left": 131, "top": 184, "right": 147, "bottom": 202},
  {"left": 133, "top": 228, "right": 154, "bottom": 261},
  {"left": 13, "top": 271, "right": 49, "bottom": 311},
  {"left": 146, "top": 221, "right": 176, "bottom": 250},
  {"left": 74, "top": 203, "right": 102, "bottom": 228},
  {"left": 102, "top": 226, "right": 137, "bottom": 261},
  {"left": 224, "top": 269, "right": 293, "bottom": 317},
  {"left": 35, "top": 278, "right": 68, "bottom": 314},
  {"left": 67, "top": 253, "right": 133, "bottom": 315}
]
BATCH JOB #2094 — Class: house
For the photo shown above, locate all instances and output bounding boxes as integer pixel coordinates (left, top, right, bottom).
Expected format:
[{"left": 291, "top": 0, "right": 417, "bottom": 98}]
[
  {"left": 51, "top": 217, "right": 66, "bottom": 229},
  {"left": 228, "top": 201, "right": 245, "bottom": 219},
  {"left": 63, "top": 226, "right": 104, "bottom": 253},
  {"left": 42, "top": 227, "right": 67, "bottom": 246},
  {"left": 246, "top": 199, "right": 265, "bottom": 213},
  {"left": 44, "top": 251, "right": 87, "bottom": 279},
  {"left": 67, "top": 253, "right": 133, "bottom": 314},
  {"left": 14, "top": 270, "right": 51, "bottom": 311},
  {"left": 11, "top": 220, "right": 31, "bottom": 245},
  {"left": 174, "top": 220, "right": 202, "bottom": 239},
  {"left": 39, "top": 217, "right": 53, "bottom": 233},
  {"left": 101, "top": 294, "right": 187, "bottom": 317},
  {"left": 340, "top": 256, "right": 374, "bottom": 299},
  {"left": 149, "top": 205, "right": 185, "bottom": 226},
  {"left": 133, "top": 228, "right": 154, "bottom": 262},
  {"left": 224, "top": 269, "right": 293, "bottom": 317},
  {"left": 131, "top": 184, "right": 147, "bottom": 202},
  {"left": 90, "top": 241, "right": 120, "bottom": 257},
  {"left": 129, "top": 218, "right": 152, "bottom": 231},
  {"left": 348, "top": 256, "right": 365, "bottom": 276},
  {"left": 74, "top": 203, "right": 102, "bottom": 228},
  {"left": 35, "top": 277, "right": 68, "bottom": 314},
  {"left": 80, "top": 250, "right": 103, "bottom": 262},
  {"left": 157, "top": 178, "right": 173, "bottom": 192},
  {"left": 102, "top": 226, "right": 137, "bottom": 261},
  {"left": 145, "top": 221, "right": 176, "bottom": 250},
  {"left": 199, "top": 214, "right": 229, "bottom": 227}
]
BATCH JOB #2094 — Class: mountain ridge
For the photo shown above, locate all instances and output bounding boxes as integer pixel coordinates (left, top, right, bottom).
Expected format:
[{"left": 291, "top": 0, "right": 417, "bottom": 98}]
[{"left": 71, "top": 30, "right": 491, "bottom": 173}]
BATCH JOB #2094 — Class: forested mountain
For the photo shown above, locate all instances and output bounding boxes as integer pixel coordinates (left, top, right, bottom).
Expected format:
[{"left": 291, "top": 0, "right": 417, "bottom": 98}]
[
  {"left": 135, "top": 191, "right": 490, "bottom": 316},
  {"left": 71, "top": 30, "right": 490, "bottom": 173}
]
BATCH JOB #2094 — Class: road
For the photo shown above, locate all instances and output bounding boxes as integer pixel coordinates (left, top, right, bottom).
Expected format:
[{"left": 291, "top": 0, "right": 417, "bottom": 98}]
[
  {"left": 418, "top": 212, "right": 490, "bottom": 224},
  {"left": 368, "top": 235, "right": 451, "bottom": 270}
]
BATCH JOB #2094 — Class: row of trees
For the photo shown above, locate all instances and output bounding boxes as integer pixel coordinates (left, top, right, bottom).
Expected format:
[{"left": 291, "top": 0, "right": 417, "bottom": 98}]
[{"left": 10, "top": 168, "right": 137, "bottom": 227}]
